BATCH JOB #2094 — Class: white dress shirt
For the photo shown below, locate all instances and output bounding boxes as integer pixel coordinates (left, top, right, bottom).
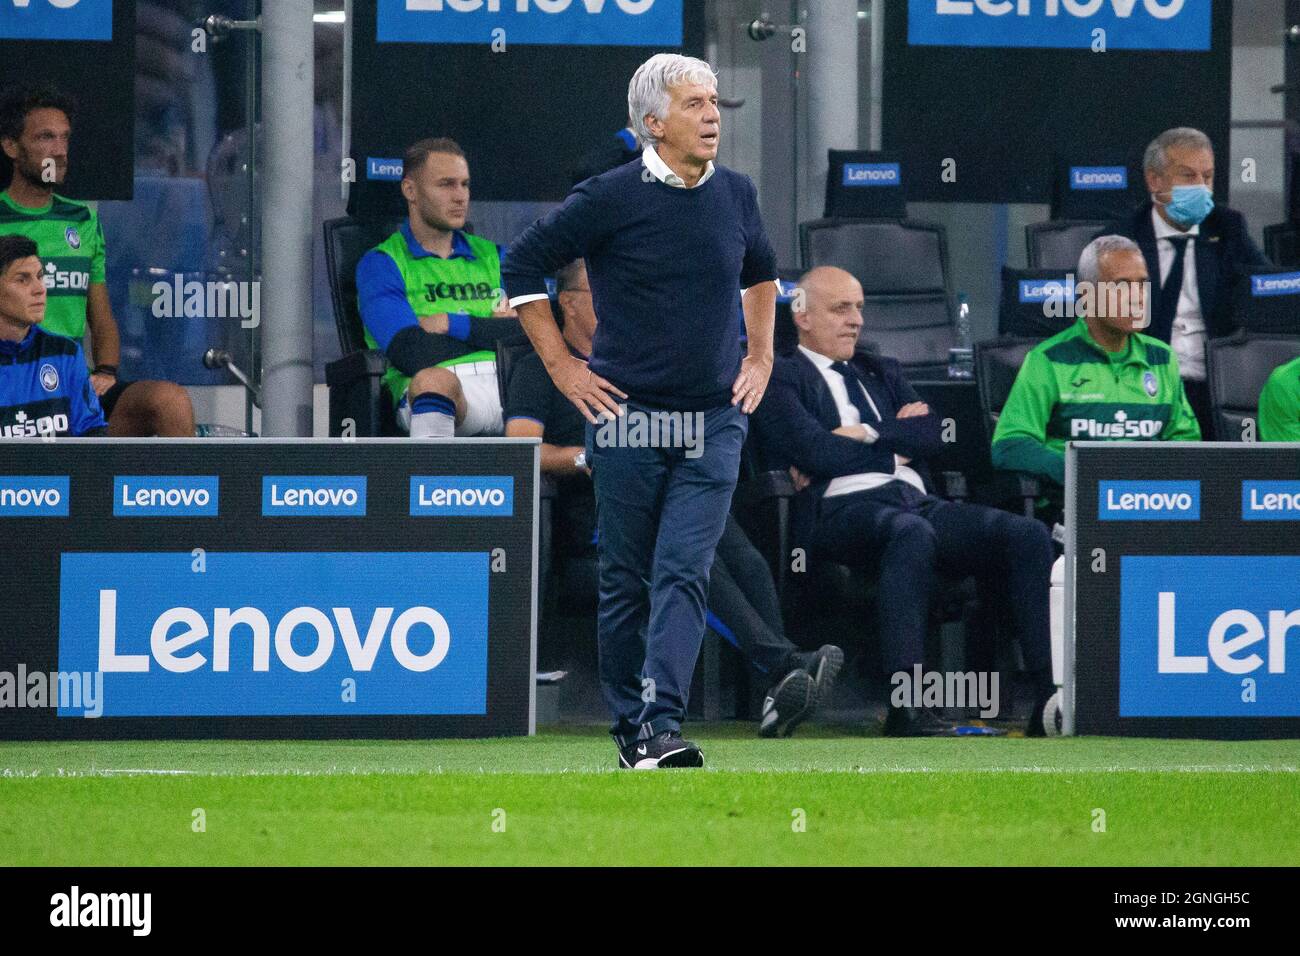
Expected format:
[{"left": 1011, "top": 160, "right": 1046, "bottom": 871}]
[
  {"left": 1151, "top": 207, "right": 1205, "bottom": 382},
  {"left": 798, "top": 345, "right": 926, "bottom": 497}
]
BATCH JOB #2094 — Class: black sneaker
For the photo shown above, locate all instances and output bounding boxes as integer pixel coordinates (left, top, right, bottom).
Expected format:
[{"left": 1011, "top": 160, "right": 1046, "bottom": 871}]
[
  {"left": 883, "top": 706, "right": 962, "bottom": 737},
  {"left": 794, "top": 644, "right": 844, "bottom": 706},
  {"left": 618, "top": 731, "right": 705, "bottom": 769},
  {"left": 758, "top": 668, "right": 816, "bottom": 738}
]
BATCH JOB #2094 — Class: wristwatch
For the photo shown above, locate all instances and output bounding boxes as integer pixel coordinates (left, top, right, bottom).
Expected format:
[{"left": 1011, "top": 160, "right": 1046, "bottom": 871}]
[{"left": 573, "top": 451, "right": 587, "bottom": 470}]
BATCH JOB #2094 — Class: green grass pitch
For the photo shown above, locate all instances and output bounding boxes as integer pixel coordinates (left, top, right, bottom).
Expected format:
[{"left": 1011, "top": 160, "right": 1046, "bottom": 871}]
[{"left": 2, "top": 724, "right": 1297, "bottom": 866}]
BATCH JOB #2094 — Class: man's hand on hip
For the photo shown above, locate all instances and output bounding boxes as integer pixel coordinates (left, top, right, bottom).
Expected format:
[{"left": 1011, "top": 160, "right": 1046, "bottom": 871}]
[
  {"left": 551, "top": 353, "right": 627, "bottom": 424},
  {"left": 732, "top": 353, "right": 772, "bottom": 414}
]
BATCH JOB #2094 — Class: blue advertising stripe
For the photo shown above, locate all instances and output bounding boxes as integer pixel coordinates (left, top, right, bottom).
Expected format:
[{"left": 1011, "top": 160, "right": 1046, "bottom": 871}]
[
  {"left": 1241, "top": 481, "right": 1300, "bottom": 521},
  {"left": 1070, "top": 166, "right": 1128, "bottom": 190},
  {"left": 113, "top": 476, "right": 219, "bottom": 517},
  {"left": 907, "top": 0, "right": 1211, "bottom": 52},
  {"left": 262, "top": 476, "right": 368, "bottom": 517},
  {"left": 0, "top": 475, "right": 69, "bottom": 517},
  {"left": 1120, "top": 556, "right": 1300, "bottom": 717},
  {"left": 377, "top": 0, "right": 682, "bottom": 46},
  {"left": 1098, "top": 480, "right": 1199, "bottom": 521},
  {"left": 0, "top": 0, "right": 113, "bottom": 40},
  {"left": 57, "top": 551, "right": 489, "bottom": 717},
  {"left": 410, "top": 475, "right": 514, "bottom": 516},
  {"left": 842, "top": 162, "right": 902, "bottom": 187},
  {"left": 1251, "top": 272, "right": 1300, "bottom": 297}
]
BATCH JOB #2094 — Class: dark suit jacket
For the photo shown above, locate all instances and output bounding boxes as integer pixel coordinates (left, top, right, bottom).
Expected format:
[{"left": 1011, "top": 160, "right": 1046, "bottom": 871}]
[
  {"left": 1106, "top": 202, "right": 1271, "bottom": 343},
  {"left": 752, "top": 348, "right": 946, "bottom": 549}
]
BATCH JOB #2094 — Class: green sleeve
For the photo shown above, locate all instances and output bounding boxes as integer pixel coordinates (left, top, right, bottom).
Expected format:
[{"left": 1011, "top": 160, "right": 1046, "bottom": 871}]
[
  {"left": 89, "top": 213, "right": 106, "bottom": 284},
  {"left": 990, "top": 349, "right": 1065, "bottom": 485},
  {"left": 1258, "top": 363, "right": 1300, "bottom": 442},
  {"left": 1162, "top": 352, "right": 1202, "bottom": 442}
]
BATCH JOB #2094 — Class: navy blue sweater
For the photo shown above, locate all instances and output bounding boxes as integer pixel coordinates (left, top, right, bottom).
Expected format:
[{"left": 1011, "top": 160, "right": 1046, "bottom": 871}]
[{"left": 502, "top": 158, "right": 777, "bottom": 411}]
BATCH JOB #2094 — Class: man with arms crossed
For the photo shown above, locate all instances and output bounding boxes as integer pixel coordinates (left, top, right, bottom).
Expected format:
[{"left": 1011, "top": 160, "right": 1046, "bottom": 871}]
[{"left": 504, "top": 54, "right": 778, "bottom": 768}]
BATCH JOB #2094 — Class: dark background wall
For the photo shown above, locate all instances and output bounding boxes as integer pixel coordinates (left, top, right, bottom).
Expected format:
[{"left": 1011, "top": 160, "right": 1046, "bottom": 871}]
[
  {"left": 882, "top": 0, "right": 1234, "bottom": 205},
  {"left": 0, "top": 0, "right": 137, "bottom": 200}
]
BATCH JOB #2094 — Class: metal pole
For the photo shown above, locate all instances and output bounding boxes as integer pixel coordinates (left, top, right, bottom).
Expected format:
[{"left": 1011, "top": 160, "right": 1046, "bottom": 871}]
[
  {"left": 260, "top": 0, "right": 315, "bottom": 436},
  {"left": 870, "top": 0, "right": 885, "bottom": 150},
  {"left": 806, "top": 0, "right": 860, "bottom": 215}
]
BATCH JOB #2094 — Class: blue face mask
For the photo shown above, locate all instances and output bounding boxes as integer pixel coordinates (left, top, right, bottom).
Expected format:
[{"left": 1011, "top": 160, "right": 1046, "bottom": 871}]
[{"left": 1158, "top": 184, "right": 1214, "bottom": 228}]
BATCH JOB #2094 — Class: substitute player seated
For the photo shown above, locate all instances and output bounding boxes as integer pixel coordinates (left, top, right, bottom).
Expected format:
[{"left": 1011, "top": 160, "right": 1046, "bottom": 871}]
[
  {"left": 992, "top": 234, "right": 1201, "bottom": 499},
  {"left": 1259, "top": 355, "right": 1300, "bottom": 442},
  {"left": 356, "top": 137, "right": 518, "bottom": 437},
  {"left": 0, "top": 235, "right": 106, "bottom": 437}
]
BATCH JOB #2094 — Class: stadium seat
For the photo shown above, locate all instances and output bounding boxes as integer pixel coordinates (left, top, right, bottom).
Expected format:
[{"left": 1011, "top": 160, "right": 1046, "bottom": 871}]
[
  {"left": 1048, "top": 152, "right": 1141, "bottom": 221},
  {"left": 322, "top": 215, "right": 403, "bottom": 436},
  {"left": 823, "top": 149, "right": 907, "bottom": 219},
  {"left": 1229, "top": 268, "right": 1300, "bottom": 335},
  {"left": 1206, "top": 332, "right": 1300, "bottom": 441},
  {"left": 1025, "top": 219, "right": 1106, "bottom": 271},
  {"left": 800, "top": 218, "right": 957, "bottom": 379},
  {"left": 974, "top": 337, "right": 1044, "bottom": 518},
  {"left": 1262, "top": 224, "right": 1299, "bottom": 269},
  {"left": 998, "top": 266, "right": 1080, "bottom": 339}
]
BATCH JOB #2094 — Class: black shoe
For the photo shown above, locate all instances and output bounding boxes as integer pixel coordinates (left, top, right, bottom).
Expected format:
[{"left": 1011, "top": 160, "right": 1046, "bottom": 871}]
[
  {"left": 617, "top": 731, "right": 705, "bottom": 769},
  {"left": 794, "top": 644, "right": 844, "bottom": 706},
  {"left": 883, "top": 706, "right": 962, "bottom": 737},
  {"left": 759, "top": 668, "right": 816, "bottom": 738}
]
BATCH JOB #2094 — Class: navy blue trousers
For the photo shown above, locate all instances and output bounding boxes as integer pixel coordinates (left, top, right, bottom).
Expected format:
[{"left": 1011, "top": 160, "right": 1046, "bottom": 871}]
[
  {"left": 586, "top": 402, "right": 747, "bottom": 745},
  {"left": 811, "top": 482, "right": 1053, "bottom": 678}
]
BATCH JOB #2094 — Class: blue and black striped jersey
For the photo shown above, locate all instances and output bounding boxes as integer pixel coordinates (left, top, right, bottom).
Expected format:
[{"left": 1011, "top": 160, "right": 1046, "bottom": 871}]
[{"left": 0, "top": 325, "right": 107, "bottom": 438}]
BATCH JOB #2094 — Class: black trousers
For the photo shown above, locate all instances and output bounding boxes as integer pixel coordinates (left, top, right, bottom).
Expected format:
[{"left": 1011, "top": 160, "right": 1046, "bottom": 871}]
[
  {"left": 707, "top": 515, "right": 799, "bottom": 678},
  {"left": 1183, "top": 377, "right": 1215, "bottom": 441},
  {"left": 810, "top": 482, "right": 1053, "bottom": 679}
]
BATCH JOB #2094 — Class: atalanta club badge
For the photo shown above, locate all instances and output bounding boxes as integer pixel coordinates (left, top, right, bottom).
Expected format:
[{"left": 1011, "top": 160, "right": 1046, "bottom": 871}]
[
  {"left": 1143, "top": 371, "right": 1158, "bottom": 397},
  {"left": 64, "top": 226, "right": 81, "bottom": 250}
]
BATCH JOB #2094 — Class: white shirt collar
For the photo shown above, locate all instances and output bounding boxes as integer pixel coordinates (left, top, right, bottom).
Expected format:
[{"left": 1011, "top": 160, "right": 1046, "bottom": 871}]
[
  {"left": 798, "top": 344, "right": 836, "bottom": 370},
  {"left": 1151, "top": 205, "right": 1200, "bottom": 240},
  {"left": 642, "top": 146, "right": 715, "bottom": 189}
]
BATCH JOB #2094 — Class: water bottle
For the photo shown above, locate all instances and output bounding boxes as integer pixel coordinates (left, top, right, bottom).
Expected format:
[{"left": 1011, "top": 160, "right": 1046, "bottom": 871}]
[{"left": 948, "top": 294, "right": 975, "bottom": 380}]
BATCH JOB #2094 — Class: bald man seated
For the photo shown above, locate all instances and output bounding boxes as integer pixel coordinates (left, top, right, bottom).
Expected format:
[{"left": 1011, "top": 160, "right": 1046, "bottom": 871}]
[{"left": 751, "top": 266, "right": 1057, "bottom": 737}]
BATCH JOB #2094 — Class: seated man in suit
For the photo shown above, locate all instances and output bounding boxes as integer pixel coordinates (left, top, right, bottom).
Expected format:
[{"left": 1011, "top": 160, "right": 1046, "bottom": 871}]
[
  {"left": 355, "top": 137, "right": 518, "bottom": 437},
  {"left": 1107, "top": 127, "right": 1272, "bottom": 437},
  {"left": 753, "top": 266, "right": 1056, "bottom": 737},
  {"left": 1259, "top": 354, "right": 1300, "bottom": 441},
  {"left": 993, "top": 235, "right": 1201, "bottom": 503},
  {"left": 505, "top": 259, "right": 843, "bottom": 738}
]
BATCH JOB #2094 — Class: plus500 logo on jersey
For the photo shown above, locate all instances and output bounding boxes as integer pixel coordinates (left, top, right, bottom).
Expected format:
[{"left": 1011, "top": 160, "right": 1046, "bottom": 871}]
[
  {"left": 377, "top": 0, "right": 682, "bottom": 46},
  {"left": 411, "top": 476, "right": 513, "bottom": 516},
  {"left": 0, "top": 0, "right": 112, "bottom": 41},
  {"left": 57, "top": 552, "right": 488, "bottom": 716},
  {"left": 113, "top": 476, "right": 219, "bottom": 517},
  {"left": 1099, "top": 480, "right": 1199, "bottom": 520},
  {"left": 907, "top": 0, "right": 1210, "bottom": 51},
  {"left": 1120, "top": 556, "right": 1300, "bottom": 716}
]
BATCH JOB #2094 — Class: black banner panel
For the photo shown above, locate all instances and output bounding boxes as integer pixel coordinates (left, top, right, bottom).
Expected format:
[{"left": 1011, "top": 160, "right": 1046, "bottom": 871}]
[
  {"left": 884, "top": 0, "right": 1233, "bottom": 204},
  {"left": 1070, "top": 443, "right": 1300, "bottom": 739},
  {"left": 0, "top": 0, "right": 136, "bottom": 201},
  {"left": 350, "top": 0, "right": 706, "bottom": 204},
  {"left": 0, "top": 439, "right": 538, "bottom": 740}
]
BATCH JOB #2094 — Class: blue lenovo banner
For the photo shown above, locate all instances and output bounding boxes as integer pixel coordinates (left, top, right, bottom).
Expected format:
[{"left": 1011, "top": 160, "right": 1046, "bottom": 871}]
[
  {"left": 1098, "top": 480, "right": 1200, "bottom": 520},
  {"left": 0, "top": 475, "right": 69, "bottom": 516},
  {"left": 843, "top": 163, "right": 902, "bottom": 187},
  {"left": 1119, "top": 556, "right": 1300, "bottom": 717},
  {"left": 113, "top": 476, "right": 219, "bottom": 517},
  {"left": 263, "top": 476, "right": 368, "bottom": 517},
  {"left": 1070, "top": 166, "right": 1128, "bottom": 190},
  {"left": 0, "top": 0, "right": 113, "bottom": 41},
  {"left": 57, "top": 551, "right": 489, "bottom": 717},
  {"left": 907, "top": 0, "right": 1210, "bottom": 51},
  {"left": 411, "top": 475, "right": 514, "bottom": 516},
  {"left": 1251, "top": 272, "right": 1300, "bottom": 297},
  {"left": 377, "top": 0, "right": 682, "bottom": 46}
]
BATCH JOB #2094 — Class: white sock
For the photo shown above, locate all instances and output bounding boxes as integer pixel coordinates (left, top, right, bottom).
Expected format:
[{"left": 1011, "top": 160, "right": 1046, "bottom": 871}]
[{"left": 409, "top": 393, "right": 456, "bottom": 438}]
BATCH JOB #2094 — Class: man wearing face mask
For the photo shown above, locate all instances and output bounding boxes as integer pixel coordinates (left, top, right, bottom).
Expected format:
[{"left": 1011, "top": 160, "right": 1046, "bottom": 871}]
[{"left": 1107, "top": 128, "right": 1272, "bottom": 438}]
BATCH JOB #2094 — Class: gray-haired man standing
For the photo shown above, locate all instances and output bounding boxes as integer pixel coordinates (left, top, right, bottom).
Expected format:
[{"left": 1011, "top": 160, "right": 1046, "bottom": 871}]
[{"left": 503, "top": 53, "right": 778, "bottom": 769}]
